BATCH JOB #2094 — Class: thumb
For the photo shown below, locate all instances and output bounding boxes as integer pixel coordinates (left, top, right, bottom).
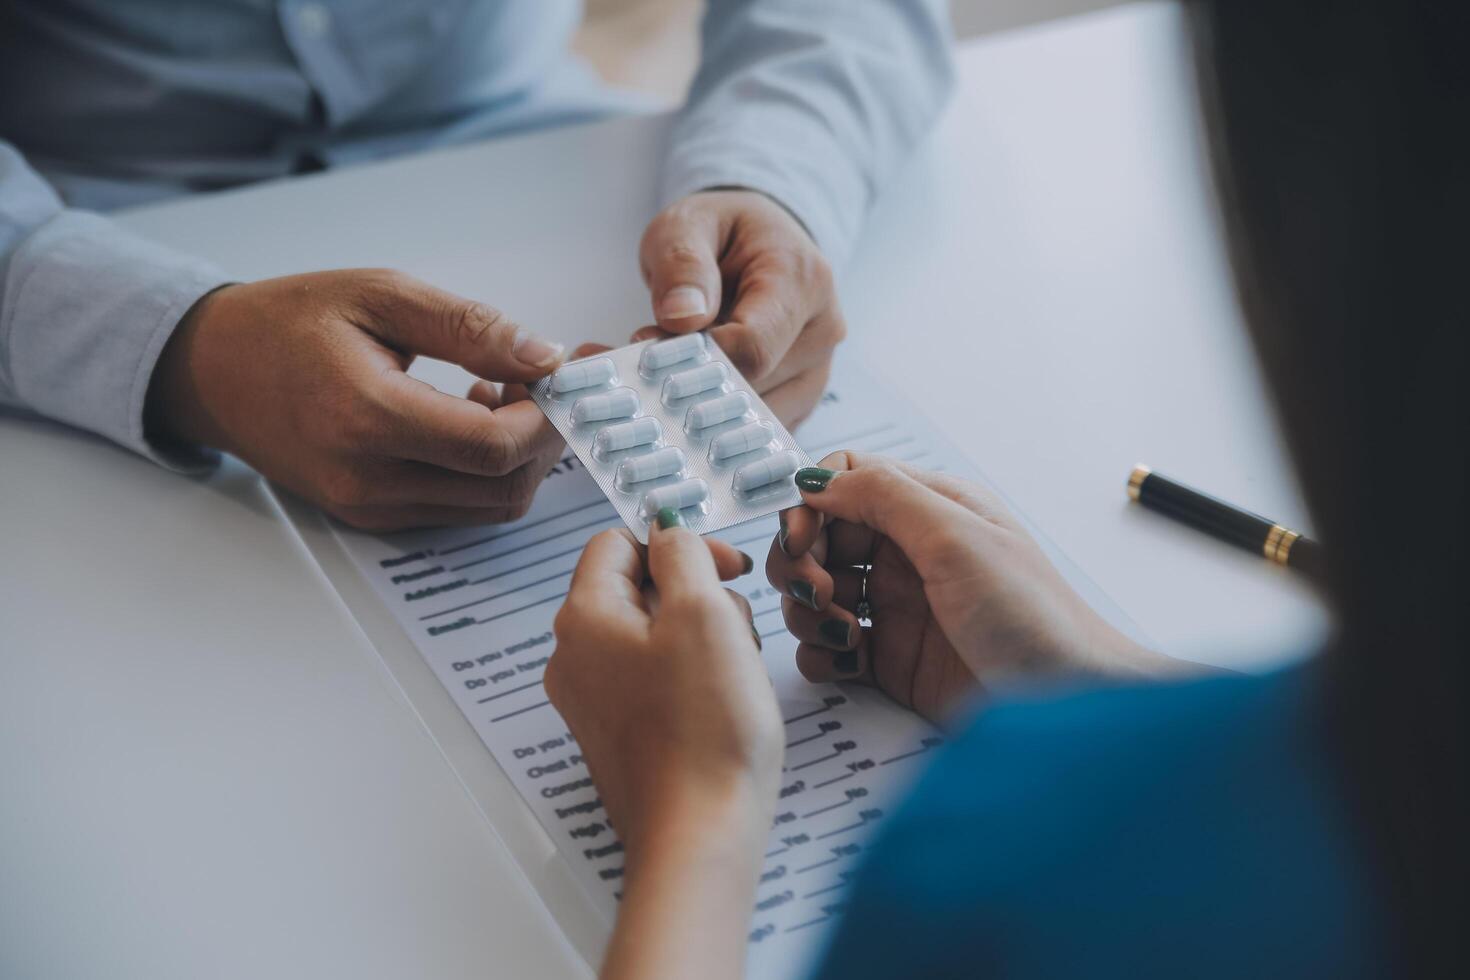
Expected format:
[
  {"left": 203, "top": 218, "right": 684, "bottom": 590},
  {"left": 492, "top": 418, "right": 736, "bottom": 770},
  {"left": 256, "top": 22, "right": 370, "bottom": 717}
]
[
  {"left": 793, "top": 456, "right": 982, "bottom": 574},
  {"left": 640, "top": 203, "right": 724, "bottom": 332},
  {"left": 357, "top": 272, "right": 565, "bottom": 383}
]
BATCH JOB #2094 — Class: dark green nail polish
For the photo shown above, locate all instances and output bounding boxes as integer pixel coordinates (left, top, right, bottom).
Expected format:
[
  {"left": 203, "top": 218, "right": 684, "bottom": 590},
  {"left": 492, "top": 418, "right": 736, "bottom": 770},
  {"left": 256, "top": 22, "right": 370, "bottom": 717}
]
[
  {"left": 656, "top": 506, "right": 684, "bottom": 530},
  {"left": 795, "top": 467, "right": 837, "bottom": 493},
  {"left": 738, "top": 551, "right": 755, "bottom": 575},
  {"left": 833, "top": 650, "right": 860, "bottom": 676},
  {"left": 789, "top": 579, "right": 818, "bottom": 610},
  {"left": 819, "top": 619, "right": 853, "bottom": 648},
  {"left": 777, "top": 512, "right": 790, "bottom": 555},
  {"left": 750, "top": 624, "right": 763, "bottom": 650}
]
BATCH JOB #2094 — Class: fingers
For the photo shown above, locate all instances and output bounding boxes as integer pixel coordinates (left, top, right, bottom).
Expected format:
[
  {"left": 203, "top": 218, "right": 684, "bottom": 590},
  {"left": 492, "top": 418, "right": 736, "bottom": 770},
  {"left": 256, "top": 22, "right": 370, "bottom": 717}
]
[
  {"left": 563, "top": 528, "right": 650, "bottom": 627},
  {"left": 707, "top": 263, "right": 806, "bottom": 386},
  {"left": 645, "top": 511, "right": 726, "bottom": 606},
  {"left": 782, "top": 596, "right": 861, "bottom": 651},
  {"left": 374, "top": 372, "right": 562, "bottom": 477},
  {"left": 705, "top": 538, "right": 758, "bottom": 581},
  {"left": 757, "top": 359, "right": 831, "bottom": 429},
  {"left": 765, "top": 530, "right": 834, "bottom": 613},
  {"left": 465, "top": 379, "right": 503, "bottom": 411},
  {"left": 640, "top": 203, "right": 724, "bottom": 332},
  {"left": 352, "top": 270, "right": 566, "bottom": 383},
  {"left": 785, "top": 453, "right": 979, "bottom": 564},
  {"left": 709, "top": 252, "right": 841, "bottom": 390},
  {"left": 795, "top": 642, "right": 871, "bottom": 685}
]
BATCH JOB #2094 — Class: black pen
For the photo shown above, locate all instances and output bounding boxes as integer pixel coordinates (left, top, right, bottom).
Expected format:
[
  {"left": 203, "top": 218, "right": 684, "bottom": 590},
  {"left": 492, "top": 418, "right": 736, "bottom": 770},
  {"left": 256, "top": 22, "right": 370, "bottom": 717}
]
[{"left": 1127, "top": 465, "right": 1324, "bottom": 578}]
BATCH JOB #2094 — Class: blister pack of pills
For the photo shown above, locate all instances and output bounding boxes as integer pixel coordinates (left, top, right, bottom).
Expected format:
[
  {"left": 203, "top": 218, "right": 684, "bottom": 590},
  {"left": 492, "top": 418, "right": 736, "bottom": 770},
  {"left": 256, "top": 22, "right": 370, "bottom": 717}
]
[{"left": 529, "top": 334, "right": 811, "bottom": 543}]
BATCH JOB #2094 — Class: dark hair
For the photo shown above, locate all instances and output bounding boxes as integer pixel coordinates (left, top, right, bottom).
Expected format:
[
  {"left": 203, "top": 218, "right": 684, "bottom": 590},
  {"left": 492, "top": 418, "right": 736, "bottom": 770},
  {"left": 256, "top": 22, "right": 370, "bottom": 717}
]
[{"left": 1188, "top": 1, "right": 1468, "bottom": 973}]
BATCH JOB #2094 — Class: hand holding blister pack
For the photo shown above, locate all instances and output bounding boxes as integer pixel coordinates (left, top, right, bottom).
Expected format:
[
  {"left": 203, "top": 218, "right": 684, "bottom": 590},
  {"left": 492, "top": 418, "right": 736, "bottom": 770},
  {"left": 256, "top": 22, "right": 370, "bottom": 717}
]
[{"left": 529, "top": 334, "right": 811, "bottom": 542}]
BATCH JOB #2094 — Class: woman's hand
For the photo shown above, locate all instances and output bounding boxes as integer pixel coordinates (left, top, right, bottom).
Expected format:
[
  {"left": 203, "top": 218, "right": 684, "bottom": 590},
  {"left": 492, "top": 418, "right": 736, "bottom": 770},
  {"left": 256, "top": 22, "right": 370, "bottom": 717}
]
[
  {"left": 634, "top": 189, "right": 846, "bottom": 427},
  {"left": 546, "top": 513, "right": 783, "bottom": 980},
  {"left": 768, "top": 453, "right": 1186, "bottom": 725}
]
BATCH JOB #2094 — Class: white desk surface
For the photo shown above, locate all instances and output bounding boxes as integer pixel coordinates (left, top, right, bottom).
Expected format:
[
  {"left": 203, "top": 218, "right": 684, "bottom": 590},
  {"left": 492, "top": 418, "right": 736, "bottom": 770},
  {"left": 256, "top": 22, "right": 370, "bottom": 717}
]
[{"left": 0, "top": 4, "right": 1328, "bottom": 978}]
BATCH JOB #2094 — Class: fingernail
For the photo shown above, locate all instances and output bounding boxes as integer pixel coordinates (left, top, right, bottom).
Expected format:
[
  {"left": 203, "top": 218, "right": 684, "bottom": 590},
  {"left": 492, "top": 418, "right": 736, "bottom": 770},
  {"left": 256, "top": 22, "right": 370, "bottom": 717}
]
[
  {"left": 658, "top": 285, "right": 707, "bottom": 320},
  {"left": 656, "top": 506, "right": 684, "bottom": 530},
  {"left": 739, "top": 551, "right": 755, "bottom": 575},
  {"left": 512, "top": 326, "right": 565, "bottom": 369},
  {"left": 818, "top": 619, "right": 854, "bottom": 649},
  {"left": 832, "top": 650, "right": 861, "bottom": 678},
  {"left": 750, "top": 624, "right": 764, "bottom": 651},
  {"left": 795, "top": 467, "right": 838, "bottom": 493},
  {"left": 778, "top": 512, "right": 790, "bottom": 556},
  {"left": 788, "top": 579, "right": 818, "bottom": 610}
]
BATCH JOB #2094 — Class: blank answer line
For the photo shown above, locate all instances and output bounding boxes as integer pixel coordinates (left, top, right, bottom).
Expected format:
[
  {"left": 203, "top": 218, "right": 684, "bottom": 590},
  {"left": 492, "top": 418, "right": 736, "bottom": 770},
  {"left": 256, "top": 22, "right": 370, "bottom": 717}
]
[
  {"left": 794, "top": 856, "right": 840, "bottom": 875},
  {"left": 474, "top": 591, "right": 567, "bottom": 626},
  {"left": 812, "top": 771, "right": 853, "bottom": 788},
  {"left": 489, "top": 699, "right": 551, "bottom": 724},
  {"left": 470, "top": 544, "right": 585, "bottom": 586},
  {"left": 784, "top": 704, "right": 833, "bottom": 725},
  {"left": 476, "top": 679, "right": 543, "bottom": 704},
  {"left": 802, "top": 798, "right": 851, "bottom": 818},
  {"left": 880, "top": 745, "right": 934, "bottom": 765},
  {"left": 438, "top": 498, "right": 610, "bottom": 557},
  {"left": 816, "top": 821, "right": 865, "bottom": 840},
  {"left": 420, "top": 568, "right": 573, "bottom": 621},
  {"left": 790, "top": 750, "right": 841, "bottom": 772},
  {"left": 450, "top": 514, "right": 617, "bottom": 572},
  {"left": 784, "top": 915, "right": 831, "bottom": 933},
  {"left": 784, "top": 730, "right": 827, "bottom": 749}
]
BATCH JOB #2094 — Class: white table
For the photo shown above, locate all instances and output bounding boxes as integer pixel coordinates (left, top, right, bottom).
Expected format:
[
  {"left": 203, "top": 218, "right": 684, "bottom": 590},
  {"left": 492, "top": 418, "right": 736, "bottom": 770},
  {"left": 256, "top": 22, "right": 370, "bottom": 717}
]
[{"left": 0, "top": 5, "right": 1327, "bottom": 978}]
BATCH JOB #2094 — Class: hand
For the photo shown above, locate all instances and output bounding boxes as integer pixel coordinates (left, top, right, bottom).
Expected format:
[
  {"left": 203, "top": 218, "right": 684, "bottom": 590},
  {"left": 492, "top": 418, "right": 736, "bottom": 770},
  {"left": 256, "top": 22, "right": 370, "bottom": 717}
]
[
  {"left": 547, "top": 519, "right": 780, "bottom": 863},
  {"left": 146, "top": 269, "right": 569, "bottom": 530},
  {"left": 546, "top": 517, "right": 782, "bottom": 980},
  {"left": 636, "top": 189, "right": 846, "bottom": 427},
  {"left": 767, "top": 453, "right": 1186, "bottom": 725}
]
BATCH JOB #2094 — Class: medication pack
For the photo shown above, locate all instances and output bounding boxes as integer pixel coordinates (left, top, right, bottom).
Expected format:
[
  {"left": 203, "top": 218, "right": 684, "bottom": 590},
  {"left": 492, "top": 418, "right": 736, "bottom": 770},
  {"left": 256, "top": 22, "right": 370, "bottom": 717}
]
[{"left": 529, "top": 334, "right": 811, "bottom": 542}]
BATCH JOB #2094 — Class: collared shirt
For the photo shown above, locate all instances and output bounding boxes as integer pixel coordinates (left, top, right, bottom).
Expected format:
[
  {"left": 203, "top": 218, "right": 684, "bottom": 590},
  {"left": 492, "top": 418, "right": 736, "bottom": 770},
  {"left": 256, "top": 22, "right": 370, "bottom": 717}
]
[{"left": 0, "top": 0, "right": 951, "bottom": 467}]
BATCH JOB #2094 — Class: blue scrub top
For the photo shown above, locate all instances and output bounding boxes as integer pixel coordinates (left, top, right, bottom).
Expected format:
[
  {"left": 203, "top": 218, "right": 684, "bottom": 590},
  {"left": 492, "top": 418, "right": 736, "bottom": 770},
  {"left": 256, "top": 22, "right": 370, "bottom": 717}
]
[{"left": 811, "top": 665, "right": 1389, "bottom": 978}]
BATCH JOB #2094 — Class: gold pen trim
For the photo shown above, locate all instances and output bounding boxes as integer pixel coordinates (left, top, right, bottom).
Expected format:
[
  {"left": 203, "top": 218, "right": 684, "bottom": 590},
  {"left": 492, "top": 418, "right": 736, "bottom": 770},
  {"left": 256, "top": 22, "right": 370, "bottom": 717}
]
[
  {"left": 1264, "top": 524, "right": 1302, "bottom": 565},
  {"left": 1263, "top": 524, "right": 1286, "bottom": 561},
  {"left": 1274, "top": 529, "right": 1301, "bottom": 565},
  {"left": 1127, "top": 464, "right": 1151, "bottom": 502}
]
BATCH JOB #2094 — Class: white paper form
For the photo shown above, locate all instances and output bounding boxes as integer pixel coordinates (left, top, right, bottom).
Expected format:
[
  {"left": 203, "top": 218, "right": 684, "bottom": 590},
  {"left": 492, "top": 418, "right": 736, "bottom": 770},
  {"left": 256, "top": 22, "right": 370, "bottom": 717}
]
[{"left": 326, "top": 356, "right": 1135, "bottom": 980}]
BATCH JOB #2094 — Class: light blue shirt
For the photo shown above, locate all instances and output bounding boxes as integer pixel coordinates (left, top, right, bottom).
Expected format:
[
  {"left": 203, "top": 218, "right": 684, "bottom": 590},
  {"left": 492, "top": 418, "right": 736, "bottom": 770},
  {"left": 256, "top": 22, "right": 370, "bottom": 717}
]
[{"left": 0, "top": 0, "right": 952, "bottom": 466}]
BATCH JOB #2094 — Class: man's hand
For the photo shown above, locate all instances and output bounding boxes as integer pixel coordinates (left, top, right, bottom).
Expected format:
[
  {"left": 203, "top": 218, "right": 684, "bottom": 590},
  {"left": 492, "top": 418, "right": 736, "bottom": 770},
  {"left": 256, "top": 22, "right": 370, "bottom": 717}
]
[
  {"left": 146, "top": 269, "right": 568, "bottom": 530},
  {"left": 637, "top": 189, "right": 846, "bottom": 427}
]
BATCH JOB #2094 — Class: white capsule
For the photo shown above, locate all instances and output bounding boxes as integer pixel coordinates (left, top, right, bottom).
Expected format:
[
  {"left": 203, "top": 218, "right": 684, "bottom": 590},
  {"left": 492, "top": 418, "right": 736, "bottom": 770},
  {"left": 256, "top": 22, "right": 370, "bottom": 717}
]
[
  {"left": 594, "top": 416, "right": 662, "bottom": 455},
  {"left": 571, "top": 387, "right": 639, "bottom": 424},
  {"left": 551, "top": 356, "right": 616, "bottom": 393},
  {"left": 642, "top": 478, "right": 711, "bottom": 518},
  {"left": 640, "top": 333, "right": 706, "bottom": 371},
  {"left": 662, "top": 361, "right": 728, "bottom": 400},
  {"left": 734, "top": 450, "right": 801, "bottom": 492},
  {"left": 685, "top": 391, "right": 752, "bottom": 431},
  {"left": 617, "top": 447, "right": 685, "bottom": 487},
  {"left": 710, "top": 421, "right": 776, "bottom": 461}
]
